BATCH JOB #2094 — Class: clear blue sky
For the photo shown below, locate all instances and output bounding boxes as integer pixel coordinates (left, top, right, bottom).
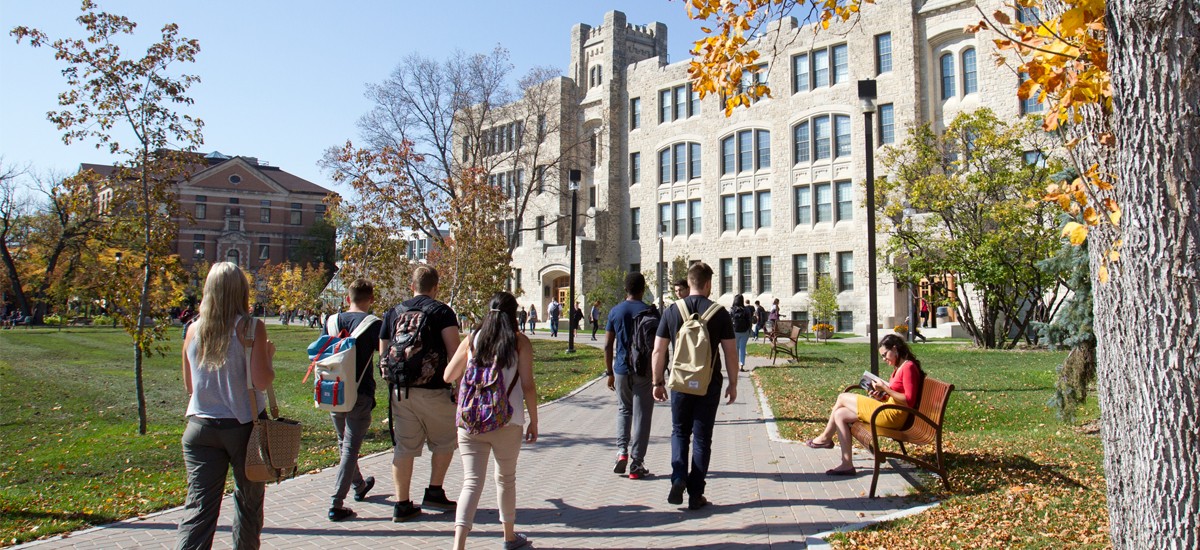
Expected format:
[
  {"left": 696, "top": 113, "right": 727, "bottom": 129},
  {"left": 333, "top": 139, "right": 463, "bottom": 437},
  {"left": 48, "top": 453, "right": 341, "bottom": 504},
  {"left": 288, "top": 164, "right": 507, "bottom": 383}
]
[{"left": 0, "top": 1, "right": 704, "bottom": 191}]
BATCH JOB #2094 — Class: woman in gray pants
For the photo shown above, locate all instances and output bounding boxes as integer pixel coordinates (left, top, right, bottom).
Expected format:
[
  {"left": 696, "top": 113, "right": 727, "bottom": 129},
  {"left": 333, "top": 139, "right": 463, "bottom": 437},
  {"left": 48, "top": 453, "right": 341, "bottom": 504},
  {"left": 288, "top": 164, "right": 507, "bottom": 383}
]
[{"left": 177, "top": 262, "right": 276, "bottom": 549}]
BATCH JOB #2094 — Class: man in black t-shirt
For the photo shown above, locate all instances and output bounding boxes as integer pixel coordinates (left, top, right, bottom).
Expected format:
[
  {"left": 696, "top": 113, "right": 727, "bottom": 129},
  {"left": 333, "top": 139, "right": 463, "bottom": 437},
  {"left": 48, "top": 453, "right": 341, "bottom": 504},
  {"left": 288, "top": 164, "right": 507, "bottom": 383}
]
[
  {"left": 377, "top": 265, "right": 461, "bottom": 522},
  {"left": 323, "top": 279, "right": 383, "bottom": 522},
  {"left": 651, "top": 262, "right": 737, "bottom": 511}
]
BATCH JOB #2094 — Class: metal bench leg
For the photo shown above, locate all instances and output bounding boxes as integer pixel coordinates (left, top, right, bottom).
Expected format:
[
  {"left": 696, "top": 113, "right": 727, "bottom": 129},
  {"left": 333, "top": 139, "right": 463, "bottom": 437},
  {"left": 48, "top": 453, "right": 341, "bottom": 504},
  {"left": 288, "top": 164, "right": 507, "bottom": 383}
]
[{"left": 869, "top": 453, "right": 882, "bottom": 498}]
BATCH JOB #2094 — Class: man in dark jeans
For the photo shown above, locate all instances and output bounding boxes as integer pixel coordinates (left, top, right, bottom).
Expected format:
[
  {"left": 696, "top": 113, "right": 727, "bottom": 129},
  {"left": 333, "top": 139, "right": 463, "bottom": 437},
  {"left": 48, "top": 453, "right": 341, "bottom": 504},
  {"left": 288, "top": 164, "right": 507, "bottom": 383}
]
[
  {"left": 651, "top": 262, "right": 738, "bottom": 511},
  {"left": 604, "top": 273, "right": 653, "bottom": 480},
  {"left": 323, "top": 279, "right": 383, "bottom": 521}
]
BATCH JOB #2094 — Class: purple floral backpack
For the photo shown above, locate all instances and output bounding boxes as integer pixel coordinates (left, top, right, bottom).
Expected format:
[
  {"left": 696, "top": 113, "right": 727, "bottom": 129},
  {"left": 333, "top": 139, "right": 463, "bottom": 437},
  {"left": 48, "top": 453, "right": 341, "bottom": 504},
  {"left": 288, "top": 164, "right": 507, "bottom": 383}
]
[{"left": 456, "top": 348, "right": 520, "bottom": 435}]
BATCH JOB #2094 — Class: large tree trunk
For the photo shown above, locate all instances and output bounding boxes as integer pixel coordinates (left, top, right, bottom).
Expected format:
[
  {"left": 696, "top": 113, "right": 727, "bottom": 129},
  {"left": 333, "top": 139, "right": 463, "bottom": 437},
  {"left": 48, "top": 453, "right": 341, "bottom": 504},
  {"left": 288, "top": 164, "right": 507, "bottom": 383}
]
[{"left": 1098, "top": 2, "right": 1200, "bottom": 547}]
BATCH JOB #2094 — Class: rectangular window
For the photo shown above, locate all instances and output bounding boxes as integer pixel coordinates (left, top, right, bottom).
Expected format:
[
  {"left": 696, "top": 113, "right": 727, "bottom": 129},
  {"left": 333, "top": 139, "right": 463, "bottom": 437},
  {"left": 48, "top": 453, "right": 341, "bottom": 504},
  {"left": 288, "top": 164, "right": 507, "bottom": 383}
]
[
  {"left": 722, "top": 137, "right": 736, "bottom": 175},
  {"left": 756, "top": 129, "right": 771, "bottom": 169},
  {"left": 758, "top": 256, "right": 772, "bottom": 294},
  {"left": 941, "top": 53, "right": 956, "bottom": 99},
  {"left": 631, "top": 208, "right": 641, "bottom": 240},
  {"left": 838, "top": 251, "right": 854, "bottom": 291},
  {"left": 832, "top": 44, "right": 849, "bottom": 84},
  {"left": 660, "top": 203, "right": 671, "bottom": 235},
  {"left": 659, "top": 149, "right": 671, "bottom": 185},
  {"left": 962, "top": 49, "right": 978, "bottom": 94},
  {"left": 722, "top": 195, "right": 735, "bottom": 232},
  {"left": 689, "top": 199, "right": 702, "bottom": 235},
  {"left": 674, "top": 201, "right": 687, "bottom": 236},
  {"left": 720, "top": 259, "right": 734, "bottom": 295},
  {"left": 193, "top": 238, "right": 205, "bottom": 260},
  {"left": 792, "top": 311, "right": 809, "bottom": 327},
  {"left": 875, "top": 33, "right": 892, "bottom": 74},
  {"left": 660, "top": 89, "right": 671, "bottom": 123},
  {"left": 673, "top": 143, "right": 686, "bottom": 182},
  {"left": 814, "top": 116, "right": 832, "bottom": 160},
  {"left": 630, "top": 97, "right": 641, "bottom": 129},
  {"left": 835, "top": 181, "right": 854, "bottom": 221},
  {"left": 738, "top": 257, "right": 752, "bottom": 293},
  {"left": 289, "top": 203, "right": 302, "bottom": 225},
  {"left": 259, "top": 200, "right": 271, "bottom": 223},
  {"left": 689, "top": 142, "right": 702, "bottom": 180},
  {"left": 674, "top": 85, "right": 687, "bottom": 121},
  {"left": 815, "top": 183, "right": 833, "bottom": 223},
  {"left": 630, "top": 152, "right": 641, "bottom": 184},
  {"left": 756, "top": 190, "right": 772, "bottom": 228},
  {"left": 739, "top": 193, "right": 754, "bottom": 231},
  {"left": 195, "top": 195, "right": 206, "bottom": 219},
  {"left": 879, "top": 104, "right": 895, "bottom": 145},
  {"left": 259, "top": 243, "right": 269, "bottom": 261},
  {"left": 589, "top": 186, "right": 596, "bottom": 208},
  {"left": 815, "top": 253, "right": 831, "bottom": 287},
  {"left": 315, "top": 204, "right": 326, "bottom": 220},
  {"left": 793, "top": 121, "right": 810, "bottom": 163},
  {"left": 1019, "top": 73, "right": 1044, "bottom": 114},
  {"left": 792, "top": 53, "right": 809, "bottom": 93},
  {"left": 630, "top": 263, "right": 641, "bottom": 274},
  {"left": 737, "top": 130, "right": 753, "bottom": 172},
  {"left": 837, "top": 311, "right": 854, "bottom": 332},
  {"left": 536, "top": 215, "right": 545, "bottom": 241},
  {"left": 813, "top": 49, "right": 830, "bottom": 88},
  {"left": 794, "top": 186, "right": 811, "bottom": 226},
  {"left": 834, "top": 114, "right": 852, "bottom": 158},
  {"left": 689, "top": 84, "right": 701, "bottom": 116},
  {"left": 1024, "top": 150, "right": 1047, "bottom": 168},
  {"left": 793, "top": 254, "right": 808, "bottom": 292}
]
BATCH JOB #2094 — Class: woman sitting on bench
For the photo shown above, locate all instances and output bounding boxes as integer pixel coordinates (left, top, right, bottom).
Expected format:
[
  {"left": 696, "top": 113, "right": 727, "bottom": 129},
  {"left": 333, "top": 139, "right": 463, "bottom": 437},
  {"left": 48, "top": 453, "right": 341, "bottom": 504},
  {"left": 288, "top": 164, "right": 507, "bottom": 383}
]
[{"left": 805, "top": 333, "right": 925, "bottom": 475}]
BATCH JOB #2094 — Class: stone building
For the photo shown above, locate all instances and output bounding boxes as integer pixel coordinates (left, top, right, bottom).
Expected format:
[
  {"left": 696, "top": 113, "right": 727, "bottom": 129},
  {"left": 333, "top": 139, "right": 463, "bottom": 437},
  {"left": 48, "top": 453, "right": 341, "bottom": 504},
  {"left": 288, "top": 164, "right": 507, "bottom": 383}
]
[{"left": 477, "top": 2, "right": 1039, "bottom": 334}]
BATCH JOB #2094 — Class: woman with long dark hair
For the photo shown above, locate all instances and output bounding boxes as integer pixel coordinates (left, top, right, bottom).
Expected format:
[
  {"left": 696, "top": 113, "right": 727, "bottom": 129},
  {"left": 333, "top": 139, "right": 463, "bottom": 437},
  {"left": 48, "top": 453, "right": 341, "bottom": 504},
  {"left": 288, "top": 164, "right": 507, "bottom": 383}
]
[
  {"left": 805, "top": 333, "right": 925, "bottom": 475},
  {"left": 444, "top": 292, "right": 539, "bottom": 550},
  {"left": 176, "top": 262, "right": 276, "bottom": 549}
]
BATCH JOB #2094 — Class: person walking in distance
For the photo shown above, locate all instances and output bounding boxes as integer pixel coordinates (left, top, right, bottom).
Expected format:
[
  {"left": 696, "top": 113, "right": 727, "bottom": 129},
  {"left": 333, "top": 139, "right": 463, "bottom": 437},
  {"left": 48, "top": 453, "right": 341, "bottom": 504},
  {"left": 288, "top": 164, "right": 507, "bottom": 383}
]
[
  {"left": 673, "top": 279, "right": 689, "bottom": 301},
  {"left": 378, "top": 266, "right": 461, "bottom": 522},
  {"left": 444, "top": 292, "right": 539, "bottom": 550},
  {"left": 652, "top": 262, "right": 738, "bottom": 511},
  {"left": 590, "top": 300, "right": 602, "bottom": 341},
  {"left": 730, "top": 294, "right": 753, "bottom": 372},
  {"left": 753, "top": 300, "right": 768, "bottom": 341},
  {"left": 604, "top": 273, "right": 655, "bottom": 480},
  {"left": 570, "top": 302, "right": 584, "bottom": 340},
  {"left": 548, "top": 298, "right": 561, "bottom": 337},
  {"left": 176, "top": 262, "right": 276, "bottom": 549},
  {"left": 324, "top": 279, "right": 383, "bottom": 521},
  {"left": 516, "top": 307, "right": 528, "bottom": 334},
  {"left": 527, "top": 304, "right": 538, "bottom": 334}
]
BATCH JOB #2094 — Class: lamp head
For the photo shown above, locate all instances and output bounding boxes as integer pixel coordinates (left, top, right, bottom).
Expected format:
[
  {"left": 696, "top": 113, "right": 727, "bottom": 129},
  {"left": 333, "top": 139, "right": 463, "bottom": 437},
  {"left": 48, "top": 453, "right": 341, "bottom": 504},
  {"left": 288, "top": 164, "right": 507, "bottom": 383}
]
[{"left": 857, "top": 79, "right": 877, "bottom": 113}]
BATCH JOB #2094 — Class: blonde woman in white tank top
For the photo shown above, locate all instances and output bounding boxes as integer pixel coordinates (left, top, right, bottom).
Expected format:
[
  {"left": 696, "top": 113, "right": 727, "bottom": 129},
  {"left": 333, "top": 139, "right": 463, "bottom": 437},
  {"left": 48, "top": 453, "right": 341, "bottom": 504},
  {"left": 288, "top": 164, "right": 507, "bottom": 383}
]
[{"left": 443, "top": 292, "right": 538, "bottom": 550}]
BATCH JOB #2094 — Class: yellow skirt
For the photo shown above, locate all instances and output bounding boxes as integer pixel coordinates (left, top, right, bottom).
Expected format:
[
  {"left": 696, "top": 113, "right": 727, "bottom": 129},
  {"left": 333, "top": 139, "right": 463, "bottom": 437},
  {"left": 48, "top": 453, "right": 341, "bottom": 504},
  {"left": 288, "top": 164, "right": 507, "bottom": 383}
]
[{"left": 856, "top": 395, "right": 908, "bottom": 429}]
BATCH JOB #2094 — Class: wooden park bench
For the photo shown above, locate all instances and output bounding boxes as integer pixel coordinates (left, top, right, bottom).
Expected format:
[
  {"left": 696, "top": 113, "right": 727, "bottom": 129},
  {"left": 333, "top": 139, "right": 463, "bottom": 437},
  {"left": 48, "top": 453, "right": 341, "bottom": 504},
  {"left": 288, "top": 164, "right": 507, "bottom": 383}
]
[
  {"left": 70, "top": 316, "right": 92, "bottom": 326},
  {"left": 769, "top": 320, "right": 810, "bottom": 364},
  {"left": 844, "top": 376, "right": 955, "bottom": 498}
]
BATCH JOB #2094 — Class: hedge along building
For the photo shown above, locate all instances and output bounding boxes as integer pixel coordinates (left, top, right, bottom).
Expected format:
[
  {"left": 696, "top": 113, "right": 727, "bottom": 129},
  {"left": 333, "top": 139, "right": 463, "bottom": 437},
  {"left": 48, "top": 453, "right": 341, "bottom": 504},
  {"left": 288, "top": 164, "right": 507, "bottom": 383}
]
[{"left": 468, "top": 3, "right": 1039, "bottom": 334}]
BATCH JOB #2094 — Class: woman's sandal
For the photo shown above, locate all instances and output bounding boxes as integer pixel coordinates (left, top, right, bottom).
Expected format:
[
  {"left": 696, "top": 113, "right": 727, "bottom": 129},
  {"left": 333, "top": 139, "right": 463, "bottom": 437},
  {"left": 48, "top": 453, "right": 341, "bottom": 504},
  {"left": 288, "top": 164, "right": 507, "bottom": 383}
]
[
  {"left": 825, "top": 467, "right": 857, "bottom": 476},
  {"left": 805, "top": 438, "right": 834, "bottom": 449}
]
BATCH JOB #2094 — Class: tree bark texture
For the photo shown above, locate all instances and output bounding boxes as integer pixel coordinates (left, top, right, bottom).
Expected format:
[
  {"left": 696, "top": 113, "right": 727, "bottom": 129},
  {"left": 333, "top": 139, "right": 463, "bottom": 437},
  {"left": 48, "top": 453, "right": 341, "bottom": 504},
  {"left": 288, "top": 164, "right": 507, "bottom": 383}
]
[{"left": 1100, "top": 1, "right": 1199, "bottom": 546}]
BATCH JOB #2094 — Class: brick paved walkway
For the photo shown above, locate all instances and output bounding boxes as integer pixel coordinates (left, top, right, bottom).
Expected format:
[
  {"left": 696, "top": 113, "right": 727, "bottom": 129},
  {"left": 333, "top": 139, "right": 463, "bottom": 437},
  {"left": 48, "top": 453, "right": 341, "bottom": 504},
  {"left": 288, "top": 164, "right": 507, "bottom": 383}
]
[{"left": 19, "top": 334, "right": 918, "bottom": 549}]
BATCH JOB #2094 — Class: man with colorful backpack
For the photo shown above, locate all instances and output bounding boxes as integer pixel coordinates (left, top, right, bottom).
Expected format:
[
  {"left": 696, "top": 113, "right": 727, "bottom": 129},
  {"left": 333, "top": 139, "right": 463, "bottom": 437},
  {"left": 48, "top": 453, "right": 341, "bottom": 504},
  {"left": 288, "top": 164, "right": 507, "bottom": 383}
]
[
  {"left": 319, "top": 279, "right": 383, "bottom": 522},
  {"left": 378, "top": 266, "right": 461, "bottom": 522},
  {"left": 651, "top": 262, "right": 738, "bottom": 511},
  {"left": 603, "top": 272, "right": 657, "bottom": 480}
]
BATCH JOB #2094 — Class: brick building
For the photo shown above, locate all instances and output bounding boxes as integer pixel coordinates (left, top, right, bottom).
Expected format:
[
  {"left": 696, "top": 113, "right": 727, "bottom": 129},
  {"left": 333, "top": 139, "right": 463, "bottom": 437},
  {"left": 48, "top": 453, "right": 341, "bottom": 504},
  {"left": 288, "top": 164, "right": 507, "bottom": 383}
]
[{"left": 84, "top": 151, "right": 337, "bottom": 275}]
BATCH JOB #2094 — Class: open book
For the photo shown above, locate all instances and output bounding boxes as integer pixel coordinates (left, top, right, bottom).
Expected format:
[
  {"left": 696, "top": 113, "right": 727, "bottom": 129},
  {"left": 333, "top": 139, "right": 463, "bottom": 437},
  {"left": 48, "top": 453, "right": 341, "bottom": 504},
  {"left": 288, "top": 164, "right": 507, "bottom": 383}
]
[{"left": 859, "top": 371, "right": 887, "bottom": 393}]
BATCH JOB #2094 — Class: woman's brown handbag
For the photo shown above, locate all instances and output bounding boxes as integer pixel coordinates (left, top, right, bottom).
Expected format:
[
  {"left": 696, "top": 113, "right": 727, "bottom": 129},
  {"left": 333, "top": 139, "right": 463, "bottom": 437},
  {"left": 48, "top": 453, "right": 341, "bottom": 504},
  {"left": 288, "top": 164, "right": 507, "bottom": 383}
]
[{"left": 241, "top": 317, "right": 302, "bottom": 483}]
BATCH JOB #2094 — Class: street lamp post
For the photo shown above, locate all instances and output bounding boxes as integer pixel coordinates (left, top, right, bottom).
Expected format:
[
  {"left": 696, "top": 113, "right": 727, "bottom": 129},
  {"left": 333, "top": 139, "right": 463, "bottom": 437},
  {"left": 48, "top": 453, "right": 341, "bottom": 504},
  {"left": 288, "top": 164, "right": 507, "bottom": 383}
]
[
  {"left": 902, "top": 208, "right": 916, "bottom": 344},
  {"left": 657, "top": 229, "right": 665, "bottom": 310},
  {"left": 567, "top": 169, "right": 580, "bottom": 353},
  {"left": 859, "top": 80, "right": 880, "bottom": 376}
]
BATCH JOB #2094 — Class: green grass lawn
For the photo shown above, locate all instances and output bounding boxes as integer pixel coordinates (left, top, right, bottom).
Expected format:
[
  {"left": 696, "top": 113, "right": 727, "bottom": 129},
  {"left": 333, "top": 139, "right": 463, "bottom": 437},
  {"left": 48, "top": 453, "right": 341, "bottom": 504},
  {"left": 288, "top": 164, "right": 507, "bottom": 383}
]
[
  {"left": 0, "top": 326, "right": 601, "bottom": 546},
  {"left": 752, "top": 341, "right": 1110, "bottom": 548}
]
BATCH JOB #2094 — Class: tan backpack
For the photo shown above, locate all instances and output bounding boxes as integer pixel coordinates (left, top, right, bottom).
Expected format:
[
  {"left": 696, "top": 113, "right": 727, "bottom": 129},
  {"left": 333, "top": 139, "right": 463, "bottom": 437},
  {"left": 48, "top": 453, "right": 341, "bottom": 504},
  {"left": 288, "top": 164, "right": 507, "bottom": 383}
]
[{"left": 668, "top": 299, "right": 724, "bottom": 395}]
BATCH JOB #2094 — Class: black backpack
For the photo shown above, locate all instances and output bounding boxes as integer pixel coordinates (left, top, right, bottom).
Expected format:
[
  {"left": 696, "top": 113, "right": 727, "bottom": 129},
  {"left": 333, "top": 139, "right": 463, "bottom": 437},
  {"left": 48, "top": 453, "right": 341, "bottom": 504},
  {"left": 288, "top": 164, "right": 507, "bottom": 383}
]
[
  {"left": 731, "top": 306, "right": 752, "bottom": 333},
  {"left": 628, "top": 305, "right": 661, "bottom": 377},
  {"left": 381, "top": 303, "right": 442, "bottom": 389}
]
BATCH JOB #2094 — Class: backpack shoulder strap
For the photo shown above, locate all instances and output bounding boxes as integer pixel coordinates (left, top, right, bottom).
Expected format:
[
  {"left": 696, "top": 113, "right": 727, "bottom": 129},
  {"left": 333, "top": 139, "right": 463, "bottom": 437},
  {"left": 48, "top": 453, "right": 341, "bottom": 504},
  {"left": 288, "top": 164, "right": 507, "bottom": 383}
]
[
  {"left": 349, "top": 314, "right": 381, "bottom": 339},
  {"left": 700, "top": 302, "right": 723, "bottom": 322},
  {"left": 676, "top": 299, "right": 692, "bottom": 320}
]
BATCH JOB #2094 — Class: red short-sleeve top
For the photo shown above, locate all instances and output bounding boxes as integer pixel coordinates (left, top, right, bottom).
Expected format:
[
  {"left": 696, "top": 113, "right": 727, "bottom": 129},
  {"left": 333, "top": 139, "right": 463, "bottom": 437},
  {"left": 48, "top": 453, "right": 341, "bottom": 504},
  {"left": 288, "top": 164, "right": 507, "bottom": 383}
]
[{"left": 888, "top": 360, "right": 922, "bottom": 407}]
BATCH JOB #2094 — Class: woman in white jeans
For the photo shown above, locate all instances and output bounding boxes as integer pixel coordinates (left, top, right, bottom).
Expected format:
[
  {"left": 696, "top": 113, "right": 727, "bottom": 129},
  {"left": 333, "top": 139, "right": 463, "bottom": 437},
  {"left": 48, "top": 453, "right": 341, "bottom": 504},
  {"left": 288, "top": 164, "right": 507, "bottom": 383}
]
[{"left": 444, "top": 292, "right": 539, "bottom": 550}]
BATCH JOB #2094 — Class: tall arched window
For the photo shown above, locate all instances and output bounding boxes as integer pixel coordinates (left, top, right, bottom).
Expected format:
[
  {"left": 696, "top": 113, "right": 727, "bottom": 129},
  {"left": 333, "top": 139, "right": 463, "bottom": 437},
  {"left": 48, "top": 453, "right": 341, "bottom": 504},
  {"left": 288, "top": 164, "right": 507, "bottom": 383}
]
[
  {"left": 940, "top": 53, "right": 956, "bottom": 99},
  {"left": 961, "top": 48, "right": 978, "bottom": 94},
  {"left": 226, "top": 248, "right": 240, "bottom": 267}
]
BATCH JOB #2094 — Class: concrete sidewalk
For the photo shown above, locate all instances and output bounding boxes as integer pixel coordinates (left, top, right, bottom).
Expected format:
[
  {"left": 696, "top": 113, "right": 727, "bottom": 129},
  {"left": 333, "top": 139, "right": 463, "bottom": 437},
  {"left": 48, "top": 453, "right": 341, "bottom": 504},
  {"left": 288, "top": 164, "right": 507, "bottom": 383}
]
[{"left": 20, "top": 336, "right": 917, "bottom": 549}]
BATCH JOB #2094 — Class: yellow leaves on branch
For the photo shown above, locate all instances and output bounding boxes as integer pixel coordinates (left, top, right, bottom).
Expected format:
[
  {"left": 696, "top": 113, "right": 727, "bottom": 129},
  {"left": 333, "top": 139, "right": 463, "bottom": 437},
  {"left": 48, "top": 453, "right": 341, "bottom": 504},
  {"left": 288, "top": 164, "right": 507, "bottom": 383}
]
[{"left": 686, "top": 0, "right": 868, "bottom": 114}]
